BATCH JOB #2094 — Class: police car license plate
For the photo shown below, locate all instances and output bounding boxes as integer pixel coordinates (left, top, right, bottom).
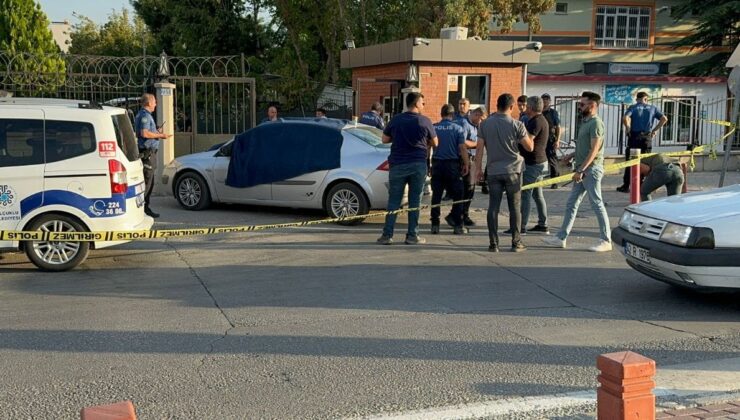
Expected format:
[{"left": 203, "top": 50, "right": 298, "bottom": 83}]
[{"left": 625, "top": 242, "right": 650, "bottom": 263}]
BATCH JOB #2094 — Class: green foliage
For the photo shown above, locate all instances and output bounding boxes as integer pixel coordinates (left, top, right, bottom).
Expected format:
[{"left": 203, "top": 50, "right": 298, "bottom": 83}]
[
  {"left": 671, "top": 0, "right": 739, "bottom": 76},
  {"left": 68, "top": 9, "right": 156, "bottom": 56},
  {"left": 0, "top": 0, "right": 65, "bottom": 86}
]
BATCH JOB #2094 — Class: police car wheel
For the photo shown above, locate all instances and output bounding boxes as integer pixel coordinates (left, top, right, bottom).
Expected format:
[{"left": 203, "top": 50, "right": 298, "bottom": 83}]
[
  {"left": 24, "top": 214, "right": 90, "bottom": 272},
  {"left": 325, "top": 182, "right": 368, "bottom": 226},
  {"left": 175, "top": 172, "right": 211, "bottom": 211}
]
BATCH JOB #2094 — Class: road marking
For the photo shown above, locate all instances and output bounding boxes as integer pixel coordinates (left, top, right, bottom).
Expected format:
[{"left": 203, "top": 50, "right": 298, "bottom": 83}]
[{"left": 351, "top": 357, "right": 740, "bottom": 420}]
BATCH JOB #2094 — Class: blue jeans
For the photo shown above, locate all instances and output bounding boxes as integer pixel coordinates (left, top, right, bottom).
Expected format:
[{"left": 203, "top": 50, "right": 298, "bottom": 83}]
[
  {"left": 557, "top": 165, "right": 611, "bottom": 242},
  {"left": 382, "top": 161, "right": 427, "bottom": 238},
  {"left": 521, "top": 162, "right": 548, "bottom": 228}
]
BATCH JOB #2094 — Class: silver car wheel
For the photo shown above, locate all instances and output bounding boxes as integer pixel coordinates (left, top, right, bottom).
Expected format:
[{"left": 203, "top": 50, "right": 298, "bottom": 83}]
[
  {"left": 331, "top": 189, "right": 360, "bottom": 218},
  {"left": 178, "top": 177, "right": 202, "bottom": 207},
  {"left": 31, "top": 220, "right": 81, "bottom": 265}
]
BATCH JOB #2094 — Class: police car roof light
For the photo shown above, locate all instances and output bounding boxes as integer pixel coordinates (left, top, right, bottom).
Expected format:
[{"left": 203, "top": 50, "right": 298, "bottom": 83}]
[{"left": 78, "top": 100, "right": 103, "bottom": 110}]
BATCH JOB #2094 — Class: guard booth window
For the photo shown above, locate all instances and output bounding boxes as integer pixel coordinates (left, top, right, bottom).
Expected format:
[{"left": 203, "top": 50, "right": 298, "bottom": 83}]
[
  {"left": 447, "top": 75, "right": 489, "bottom": 111},
  {"left": 0, "top": 119, "right": 44, "bottom": 167}
]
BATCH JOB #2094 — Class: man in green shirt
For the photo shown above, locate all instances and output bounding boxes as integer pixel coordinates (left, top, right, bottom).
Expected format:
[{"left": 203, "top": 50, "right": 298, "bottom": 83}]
[
  {"left": 542, "top": 91, "right": 612, "bottom": 252},
  {"left": 640, "top": 154, "right": 684, "bottom": 201}
]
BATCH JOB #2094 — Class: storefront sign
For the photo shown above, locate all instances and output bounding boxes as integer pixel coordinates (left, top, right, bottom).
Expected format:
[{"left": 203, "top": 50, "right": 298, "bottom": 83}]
[
  {"left": 604, "top": 84, "right": 662, "bottom": 104},
  {"left": 608, "top": 63, "right": 661, "bottom": 75}
]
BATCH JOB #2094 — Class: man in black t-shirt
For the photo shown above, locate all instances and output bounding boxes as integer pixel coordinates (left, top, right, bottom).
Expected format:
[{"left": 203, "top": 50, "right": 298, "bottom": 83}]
[
  {"left": 541, "top": 93, "right": 561, "bottom": 189},
  {"left": 515, "top": 96, "right": 550, "bottom": 234}
]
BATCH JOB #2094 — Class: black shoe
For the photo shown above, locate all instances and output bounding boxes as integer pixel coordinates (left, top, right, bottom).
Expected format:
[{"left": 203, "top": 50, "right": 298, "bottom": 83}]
[
  {"left": 481, "top": 185, "right": 489, "bottom": 194},
  {"left": 550, "top": 184, "right": 558, "bottom": 190},
  {"left": 144, "top": 207, "right": 160, "bottom": 218},
  {"left": 504, "top": 228, "right": 526, "bottom": 235},
  {"left": 529, "top": 225, "right": 550, "bottom": 234},
  {"left": 488, "top": 244, "right": 499, "bottom": 252},
  {"left": 511, "top": 242, "right": 527, "bottom": 252},
  {"left": 463, "top": 216, "right": 476, "bottom": 227},
  {"left": 431, "top": 224, "right": 440, "bottom": 234},
  {"left": 453, "top": 226, "right": 467, "bottom": 235},
  {"left": 616, "top": 185, "right": 629, "bottom": 193},
  {"left": 445, "top": 214, "right": 456, "bottom": 228}
]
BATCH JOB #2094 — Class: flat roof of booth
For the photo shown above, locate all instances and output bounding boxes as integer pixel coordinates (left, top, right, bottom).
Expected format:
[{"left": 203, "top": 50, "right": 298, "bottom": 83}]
[{"left": 340, "top": 38, "right": 540, "bottom": 69}]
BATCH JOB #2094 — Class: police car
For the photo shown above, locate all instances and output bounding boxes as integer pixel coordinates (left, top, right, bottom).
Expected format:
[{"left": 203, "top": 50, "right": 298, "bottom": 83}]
[{"left": 0, "top": 98, "right": 153, "bottom": 271}]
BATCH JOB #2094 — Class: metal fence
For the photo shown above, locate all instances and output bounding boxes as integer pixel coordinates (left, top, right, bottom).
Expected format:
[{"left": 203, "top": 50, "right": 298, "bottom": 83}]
[{"left": 552, "top": 95, "right": 736, "bottom": 153}]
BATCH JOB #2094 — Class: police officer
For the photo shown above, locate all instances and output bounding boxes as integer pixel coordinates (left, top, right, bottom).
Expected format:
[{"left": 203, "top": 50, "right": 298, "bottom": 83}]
[
  {"left": 541, "top": 93, "right": 562, "bottom": 189},
  {"left": 618, "top": 91, "right": 668, "bottom": 192},
  {"left": 452, "top": 100, "right": 478, "bottom": 227},
  {"left": 135, "top": 93, "right": 172, "bottom": 218},
  {"left": 359, "top": 102, "right": 385, "bottom": 129},
  {"left": 640, "top": 155, "right": 684, "bottom": 201},
  {"left": 431, "top": 104, "right": 470, "bottom": 235}
]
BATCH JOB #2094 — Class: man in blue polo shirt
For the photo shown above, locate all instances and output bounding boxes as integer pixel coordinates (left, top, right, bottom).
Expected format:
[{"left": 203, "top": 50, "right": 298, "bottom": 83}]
[
  {"left": 431, "top": 104, "right": 470, "bottom": 235},
  {"left": 617, "top": 91, "right": 668, "bottom": 192},
  {"left": 359, "top": 102, "right": 385, "bottom": 129},
  {"left": 377, "top": 92, "right": 438, "bottom": 245}
]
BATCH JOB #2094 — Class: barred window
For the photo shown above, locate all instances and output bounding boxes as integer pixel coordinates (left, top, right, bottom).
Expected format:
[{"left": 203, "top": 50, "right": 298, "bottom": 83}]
[{"left": 594, "top": 6, "right": 651, "bottom": 49}]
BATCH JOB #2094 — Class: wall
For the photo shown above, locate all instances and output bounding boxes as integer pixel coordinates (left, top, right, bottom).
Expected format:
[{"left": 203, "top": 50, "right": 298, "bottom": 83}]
[{"left": 488, "top": 0, "right": 722, "bottom": 75}]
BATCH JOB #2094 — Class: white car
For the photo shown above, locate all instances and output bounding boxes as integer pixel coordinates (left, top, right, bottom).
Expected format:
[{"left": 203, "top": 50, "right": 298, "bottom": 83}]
[
  {"left": 0, "top": 98, "right": 153, "bottom": 271},
  {"left": 612, "top": 185, "right": 740, "bottom": 290},
  {"left": 162, "top": 118, "right": 395, "bottom": 224}
]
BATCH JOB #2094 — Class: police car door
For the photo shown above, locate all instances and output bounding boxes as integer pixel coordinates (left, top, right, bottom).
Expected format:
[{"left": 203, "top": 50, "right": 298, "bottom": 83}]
[{"left": 0, "top": 110, "right": 46, "bottom": 248}]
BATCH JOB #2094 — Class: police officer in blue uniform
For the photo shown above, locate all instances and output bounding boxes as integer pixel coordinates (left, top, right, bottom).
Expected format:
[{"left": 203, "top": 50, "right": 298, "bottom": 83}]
[
  {"left": 359, "top": 102, "right": 385, "bottom": 129},
  {"left": 617, "top": 91, "right": 668, "bottom": 192},
  {"left": 134, "top": 93, "right": 171, "bottom": 218},
  {"left": 452, "top": 99, "right": 478, "bottom": 226},
  {"left": 431, "top": 104, "right": 470, "bottom": 234}
]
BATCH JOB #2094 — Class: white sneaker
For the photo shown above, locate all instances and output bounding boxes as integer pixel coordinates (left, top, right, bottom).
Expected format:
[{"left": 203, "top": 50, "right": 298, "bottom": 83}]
[
  {"left": 542, "top": 236, "right": 566, "bottom": 248},
  {"left": 588, "top": 240, "right": 613, "bottom": 252}
]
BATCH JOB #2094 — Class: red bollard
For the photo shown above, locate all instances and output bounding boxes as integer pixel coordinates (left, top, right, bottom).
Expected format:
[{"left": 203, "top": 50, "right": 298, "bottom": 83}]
[
  {"left": 597, "top": 351, "right": 656, "bottom": 420},
  {"left": 80, "top": 401, "right": 137, "bottom": 420},
  {"left": 629, "top": 148, "right": 641, "bottom": 204}
]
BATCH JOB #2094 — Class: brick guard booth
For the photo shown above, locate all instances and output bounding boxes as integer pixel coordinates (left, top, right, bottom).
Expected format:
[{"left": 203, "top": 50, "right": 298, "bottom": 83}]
[{"left": 341, "top": 37, "right": 541, "bottom": 120}]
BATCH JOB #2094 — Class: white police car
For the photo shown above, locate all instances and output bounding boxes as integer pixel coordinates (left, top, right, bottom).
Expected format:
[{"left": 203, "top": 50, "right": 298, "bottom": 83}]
[{"left": 0, "top": 98, "right": 153, "bottom": 271}]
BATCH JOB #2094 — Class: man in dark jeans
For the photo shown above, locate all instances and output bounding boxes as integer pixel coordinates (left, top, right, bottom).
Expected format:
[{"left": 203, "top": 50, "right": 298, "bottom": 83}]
[
  {"left": 617, "top": 91, "right": 668, "bottom": 192},
  {"left": 431, "top": 104, "right": 470, "bottom": 235},
  {"left": 134, "top": 93, "right": 172, "bottom": 218},
  {"left": 475, "top": 93, "right": 534, "bottom": 252},
  {"left": 542, "top": 93, "right": 561, "bottom": 189},
  {"left": 377, "top": 92, "right": 438, "bottom": 245},
  {"left": 639, "top": 155, "right": 684, "bottom": 201}
]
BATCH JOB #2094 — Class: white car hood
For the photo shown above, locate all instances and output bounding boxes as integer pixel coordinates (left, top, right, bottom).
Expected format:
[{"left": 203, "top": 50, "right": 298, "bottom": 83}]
[
  {"left": 629, "top": 184, "right": 740, "bottom": 226},
  {"left": 172, "top": 150, "right": 217, "bottom": 166}
]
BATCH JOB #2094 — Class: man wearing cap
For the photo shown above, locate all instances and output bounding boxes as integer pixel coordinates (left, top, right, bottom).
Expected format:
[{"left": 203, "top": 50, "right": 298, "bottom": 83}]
[
  {"left": 541, "top": 93, "right": 562, "bottom": 189},
  {"left": 617, "top": 91, "right": 669, "bottom": 192}
]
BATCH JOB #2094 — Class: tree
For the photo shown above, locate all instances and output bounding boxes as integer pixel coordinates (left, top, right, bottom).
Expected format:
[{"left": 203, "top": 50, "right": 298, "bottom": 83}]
[
  {"left": 671, "top": 0, "right": 739, "bottom": 76},
  {"left": 68, "top": 8, "right": 156, "bottom": 56},
  {"left": 0, "top": 0, "right": 65, "bottom": 86}
]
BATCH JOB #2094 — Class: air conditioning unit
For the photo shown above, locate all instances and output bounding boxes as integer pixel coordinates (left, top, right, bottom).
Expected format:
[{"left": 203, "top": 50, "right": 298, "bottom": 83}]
[{"left": 440, "top": 27, "right": 468, "bottom": 40}]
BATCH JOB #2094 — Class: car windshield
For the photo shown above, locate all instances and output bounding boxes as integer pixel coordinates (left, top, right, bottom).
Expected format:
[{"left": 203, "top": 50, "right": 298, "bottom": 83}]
[{"left": 345, "top": 126, "right": 389, "bottom": 148}]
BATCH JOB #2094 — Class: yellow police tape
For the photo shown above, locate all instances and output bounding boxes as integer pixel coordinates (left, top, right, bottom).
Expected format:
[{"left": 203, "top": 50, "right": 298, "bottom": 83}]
[{"left": 0, "top": 128, "right": 735, "bottom": 243}]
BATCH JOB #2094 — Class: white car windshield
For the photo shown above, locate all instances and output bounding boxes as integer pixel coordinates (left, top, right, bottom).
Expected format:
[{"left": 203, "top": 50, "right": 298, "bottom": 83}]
[{"left": 345, "top": 126, "right": 389, "bottom": 148}]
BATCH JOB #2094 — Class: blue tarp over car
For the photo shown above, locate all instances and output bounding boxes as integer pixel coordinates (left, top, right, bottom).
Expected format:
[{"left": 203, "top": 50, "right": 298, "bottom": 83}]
[{"left": 226, "top": 121, "right": 343, "bottom": 188}]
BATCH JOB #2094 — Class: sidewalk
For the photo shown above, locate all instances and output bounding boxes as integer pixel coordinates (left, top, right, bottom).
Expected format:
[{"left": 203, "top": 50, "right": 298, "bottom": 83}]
[{"left": 658, "top": 401, "right": 740, "bottom": 419}]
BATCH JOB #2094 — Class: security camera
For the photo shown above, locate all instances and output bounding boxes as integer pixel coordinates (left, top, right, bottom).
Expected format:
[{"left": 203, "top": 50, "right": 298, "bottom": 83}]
[
  {"left": 413, "top": 37, "right": 431, "bottom": 46},
  {"left": 529, "top": 41, "right": 543, "bottom": 52}
]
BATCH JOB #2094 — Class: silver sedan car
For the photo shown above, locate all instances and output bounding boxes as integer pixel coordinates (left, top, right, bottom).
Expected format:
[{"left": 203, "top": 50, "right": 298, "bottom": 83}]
[{"left": 161, "top": 118, "right": 394, "bottom": 224}]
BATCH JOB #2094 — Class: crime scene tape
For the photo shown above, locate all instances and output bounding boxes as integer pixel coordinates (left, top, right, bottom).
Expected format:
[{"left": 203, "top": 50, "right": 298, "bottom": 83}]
[{"left": 0, "top": 129, "right": 735, "bottom": 242}]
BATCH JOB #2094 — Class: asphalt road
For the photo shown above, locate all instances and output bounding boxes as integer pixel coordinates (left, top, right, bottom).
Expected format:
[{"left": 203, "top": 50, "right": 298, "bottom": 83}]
[{"left": 1, "top": 172, "right": 739, "bottom": 419}]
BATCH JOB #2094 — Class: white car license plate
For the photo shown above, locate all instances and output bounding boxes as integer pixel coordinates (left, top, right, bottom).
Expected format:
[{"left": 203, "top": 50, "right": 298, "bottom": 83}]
[{"left": 625, "top": 242, "right": 650, "bottom": 263}]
